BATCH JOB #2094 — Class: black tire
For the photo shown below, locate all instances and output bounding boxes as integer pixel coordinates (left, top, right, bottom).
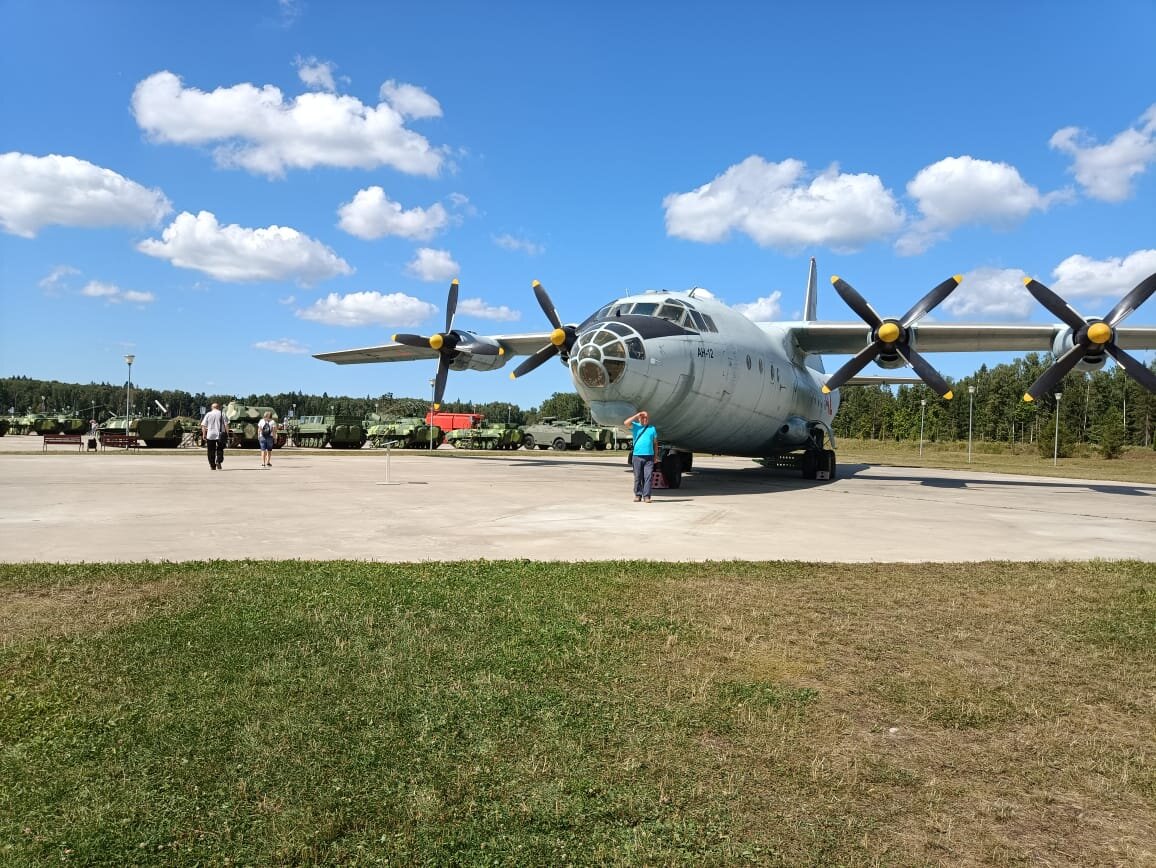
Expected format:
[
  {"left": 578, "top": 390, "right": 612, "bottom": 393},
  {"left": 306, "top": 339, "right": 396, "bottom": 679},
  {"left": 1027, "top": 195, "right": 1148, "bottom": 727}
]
[
  {"left": 823, "top": 449, "right": 837, "bottom": 479},
  {"left": 661, "top": 452, "right": 683, "bottom": 489},
  {"left": 522, "top": 435, "right": 535, "bottom": 450},
  {"left": 552, "top": 437, "right": 567, "bottom": 451},
  {"left": 580, "top": 438, "right": 595, "bottom": 451},
  {"left": 801, "top": 450, "right": 819, "bottom": 480}
]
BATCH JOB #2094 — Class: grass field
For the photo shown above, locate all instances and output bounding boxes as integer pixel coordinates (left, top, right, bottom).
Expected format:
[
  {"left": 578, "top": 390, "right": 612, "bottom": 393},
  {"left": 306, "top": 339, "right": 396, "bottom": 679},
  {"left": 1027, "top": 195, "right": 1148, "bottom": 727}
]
[{"left": 2, "top": 560, "right": 1153, "bottom": 864}]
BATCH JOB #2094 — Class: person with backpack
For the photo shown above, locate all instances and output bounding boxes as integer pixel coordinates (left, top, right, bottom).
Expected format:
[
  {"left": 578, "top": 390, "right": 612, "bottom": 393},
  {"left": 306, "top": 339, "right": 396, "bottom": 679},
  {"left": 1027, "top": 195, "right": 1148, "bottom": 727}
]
[
  {"left": 624, "top": 410, "right": 658, "bottom": 502},
  {"left": 257, "top": 411, "right": 277, "bottom": 468}
]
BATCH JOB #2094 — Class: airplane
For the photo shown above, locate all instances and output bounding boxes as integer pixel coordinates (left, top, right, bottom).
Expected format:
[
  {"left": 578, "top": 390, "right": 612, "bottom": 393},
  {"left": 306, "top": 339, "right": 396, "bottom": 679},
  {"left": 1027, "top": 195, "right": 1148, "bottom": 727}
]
[{"left": 314, "top": 263, "right": 1156, "bottom": 486}]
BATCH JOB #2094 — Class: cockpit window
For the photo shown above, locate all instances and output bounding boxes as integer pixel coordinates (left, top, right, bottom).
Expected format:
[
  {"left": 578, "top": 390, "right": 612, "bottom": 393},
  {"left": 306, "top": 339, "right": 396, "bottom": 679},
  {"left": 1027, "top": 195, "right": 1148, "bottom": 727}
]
[
  {"left": 700, "top": 313, "right": 718, "bottom": 332},
  {"left": 626, "top": 338, "right": 644, "bottom": 359},
  {"left": 631, "top": 302, "right": 658, "bottom": 317},
  {"left": 604, "top": 322, "right": 632, "bottom": 336},
  {"left": 687, "top": 309, "right": 709, "bottom": 332}
]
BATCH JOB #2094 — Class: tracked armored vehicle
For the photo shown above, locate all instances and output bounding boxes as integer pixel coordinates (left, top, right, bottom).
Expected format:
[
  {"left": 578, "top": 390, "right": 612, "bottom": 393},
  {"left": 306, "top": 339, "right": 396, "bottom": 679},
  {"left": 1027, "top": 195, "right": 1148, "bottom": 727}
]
[
  {"left": 223, "top": 403, "right": 286, "bottom": 449},
  {"left": 288, "top": 415, "right": 365, "bottom": 449},
  {"left": 446, "top": 422, "right": 523, "bottom": 450},
  {"left": 367, "top": 417, "right": 443, "bottom": 448}
]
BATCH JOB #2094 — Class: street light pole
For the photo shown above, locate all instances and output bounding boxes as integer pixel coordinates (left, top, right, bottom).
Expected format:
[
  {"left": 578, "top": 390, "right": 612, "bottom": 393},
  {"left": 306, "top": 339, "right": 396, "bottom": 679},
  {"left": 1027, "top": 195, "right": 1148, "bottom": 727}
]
[
  {"left": 919, "top": 399, "right": 926, "bottom": 458},
  {"left": 429, "top": 378, "right": 436, "bottom": 450},
  {"left": 967, "top": 385, "right": 975, "bottom": 464},
  {"left": 1053, "top": 392, "right": 1062, "bottom": 466},
  {"left": 124, "top": 354, "right": 135, "bottom": 447}
]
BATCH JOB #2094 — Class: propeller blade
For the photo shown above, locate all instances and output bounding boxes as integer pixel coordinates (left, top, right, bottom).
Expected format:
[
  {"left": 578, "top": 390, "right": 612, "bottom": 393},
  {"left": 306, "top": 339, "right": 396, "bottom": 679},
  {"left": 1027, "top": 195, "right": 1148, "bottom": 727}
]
[
  {"left": 831, "top": 277, "right": 883, "bottom": 329},
  {"left": 445, "top": 279, "right": 459, "bottom": 333},
  {"left": 1104, "top": 271, "right": 1156, "bottom": 327},
  {"left": 822, "top": 341, "right": 884, "bottom": 393},
  {"left": 1023, "top": 278, "right": 1086, "bottom": 331},
  {"left": 899, "top": 345, "right": 954, "bottom": 399},
  {"left": 1104, "top": 344, "right": 1156, "bottom": 393},
  {"left": 432, "top": 357, "right": 450, "bottom": 409},
  {"left": 900, "top": 275, "right": 962, "bottom": 328},
  {"left": 532, "top": 281, "right": 563, "bottom": 331},
  {"left": 1023, "top": 343, "right": 1084, "bottom": 402},
  {"left": 393, "top": 333, "right": 431, "bottom": 348},
  {"left": 511, "top": 344, "right": 559, "bottom": 379}
]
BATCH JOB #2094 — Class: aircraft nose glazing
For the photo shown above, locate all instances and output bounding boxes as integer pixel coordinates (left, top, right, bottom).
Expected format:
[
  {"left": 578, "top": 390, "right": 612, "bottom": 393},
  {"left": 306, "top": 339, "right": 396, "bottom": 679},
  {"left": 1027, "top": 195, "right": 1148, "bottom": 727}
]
[{"left": 570, "top": 323, "right": 645, "bottom": 389}]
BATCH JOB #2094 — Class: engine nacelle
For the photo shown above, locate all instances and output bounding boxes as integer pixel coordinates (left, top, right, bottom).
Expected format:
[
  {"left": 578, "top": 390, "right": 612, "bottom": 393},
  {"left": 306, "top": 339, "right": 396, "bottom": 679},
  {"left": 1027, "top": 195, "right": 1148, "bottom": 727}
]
[
  {"left": 448, "top": 332, "right": 508, "bottom": 372},
  {"left": 1051, "top": 327, "right": 1107, "bottom": 373}
]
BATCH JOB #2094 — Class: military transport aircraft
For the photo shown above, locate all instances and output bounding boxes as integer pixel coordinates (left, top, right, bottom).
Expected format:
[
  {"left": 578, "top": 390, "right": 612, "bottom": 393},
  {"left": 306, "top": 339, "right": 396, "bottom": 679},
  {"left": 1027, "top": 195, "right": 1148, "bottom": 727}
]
[{"left": 314, "top": 261, "right": 1156, "bottom": 486}]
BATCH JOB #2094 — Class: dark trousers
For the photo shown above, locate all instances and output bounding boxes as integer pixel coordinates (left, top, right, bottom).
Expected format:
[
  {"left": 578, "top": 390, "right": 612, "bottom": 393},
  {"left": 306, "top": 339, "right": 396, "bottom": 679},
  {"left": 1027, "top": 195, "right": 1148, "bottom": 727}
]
[
  {"left": 632, "top": 454, "right": 655, "bottom": 497},
  {"left": 206, "top": 437, "right": 225, "bottom": 468}
]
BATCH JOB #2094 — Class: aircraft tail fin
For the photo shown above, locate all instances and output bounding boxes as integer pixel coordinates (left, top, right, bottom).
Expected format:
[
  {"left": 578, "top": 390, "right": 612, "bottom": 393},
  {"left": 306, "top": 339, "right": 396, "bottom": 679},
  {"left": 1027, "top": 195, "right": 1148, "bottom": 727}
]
[{"left": 803, "top": 257, "right": 825, "bottom": 373}]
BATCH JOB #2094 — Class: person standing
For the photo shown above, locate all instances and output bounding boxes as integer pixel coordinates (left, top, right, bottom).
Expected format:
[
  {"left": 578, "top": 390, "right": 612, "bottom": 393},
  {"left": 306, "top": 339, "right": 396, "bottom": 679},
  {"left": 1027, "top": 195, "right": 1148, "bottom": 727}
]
[
  {"left": 257, "top": 411, "right": 276, "bottom": 468},
  {"left": 201, "top": 403, "right": 228, "bottom": 471},
  {"left": 624, "top": 410, "right": 658, "bottom": 502}
]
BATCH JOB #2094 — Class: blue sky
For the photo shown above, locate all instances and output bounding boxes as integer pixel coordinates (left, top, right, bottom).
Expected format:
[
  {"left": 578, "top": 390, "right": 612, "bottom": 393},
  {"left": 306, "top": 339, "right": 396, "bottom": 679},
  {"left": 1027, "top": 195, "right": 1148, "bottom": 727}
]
[{"left": 2, "top": 0, "right": 1154, "bottom": 408}]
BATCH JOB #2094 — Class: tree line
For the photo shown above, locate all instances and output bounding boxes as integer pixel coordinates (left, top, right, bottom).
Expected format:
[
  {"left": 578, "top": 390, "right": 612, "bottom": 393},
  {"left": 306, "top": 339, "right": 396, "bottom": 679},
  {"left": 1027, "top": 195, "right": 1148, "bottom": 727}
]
[{"left": 3, "top": 353, "right": 1154, "bottom": 450}]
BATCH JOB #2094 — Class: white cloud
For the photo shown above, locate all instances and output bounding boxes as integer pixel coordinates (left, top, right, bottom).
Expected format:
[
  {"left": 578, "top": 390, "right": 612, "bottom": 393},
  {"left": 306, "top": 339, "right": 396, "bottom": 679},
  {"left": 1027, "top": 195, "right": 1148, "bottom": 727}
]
[
  {"left": 255, "top": 338, "right": 310, "bottom": 354},
  {"left": 379, "top": 80, "right": 442, "bottom": 120},
  {"left": 664, "top": 156, "right": 904, "bottom": 252},
  {"left": 458, "top": 298, "right": 521, "bottom": 322},
  {"left": 80, "top": 280, "right": 156, "bottom": 305},
  {"left": 131, "top": 71, "right": 445, "bottom": 177},
  {"left": 39, "top": 265, "right": 80, "bottom": 294},
  {"left": 1049, "top": 105, "right": 1156, "bottom": 202},
  {"left": 942, "top": 267, "right": 1032, "bottom": 319},
  {"left": 494, "top": 233, "right": 544, "bottom": 255},
  {"left": 337, "top": 187, "right": 448, "bottom": 240},
  {"left": 1050, "top": 249, "right": 1156, "bottom": 303},
  {"left": 295, "top": 56, "right": 336, "bottom": 92},
  {"left": 0, "top": 152, "right": 171, "bottom": 238},
  {"left": 137, "top": 210, "right": 353, "bottom": 284},
  {"left": 295, "top": 291, "right": 437, "bottom": 327},
  {"left": 733, "top": 291, "right": 783, "bottom": 321},
  {"left": 898, "top": 156, "right": 1065, "bottom": 255},
  {"left": 405, "top": 247, "right": 459, "bottom": 282}
]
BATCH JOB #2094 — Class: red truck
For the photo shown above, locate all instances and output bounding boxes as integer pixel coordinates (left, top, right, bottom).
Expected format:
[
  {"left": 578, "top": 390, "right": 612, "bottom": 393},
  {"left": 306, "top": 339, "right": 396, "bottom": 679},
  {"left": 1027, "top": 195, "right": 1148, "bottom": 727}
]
[{"left": 425, "top": 411, "right": 484, "bottom": 431}]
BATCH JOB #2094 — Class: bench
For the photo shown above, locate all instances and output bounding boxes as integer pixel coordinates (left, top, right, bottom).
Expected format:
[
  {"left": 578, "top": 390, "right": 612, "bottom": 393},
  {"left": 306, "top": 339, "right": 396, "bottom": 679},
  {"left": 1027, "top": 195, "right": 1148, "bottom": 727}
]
[
  {"left": 43, "top": 434, "right": 84, "bottom": 452},
  {"left": 99, "top": 433, "right": 140, "bottom": 451}
]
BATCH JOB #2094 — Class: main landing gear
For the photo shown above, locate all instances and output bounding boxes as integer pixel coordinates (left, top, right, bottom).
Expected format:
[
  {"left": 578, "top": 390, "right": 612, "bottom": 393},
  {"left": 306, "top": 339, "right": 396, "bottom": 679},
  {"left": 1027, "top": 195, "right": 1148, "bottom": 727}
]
[{"left": 800, "top": 447, "right": 837, "bottom": 480}]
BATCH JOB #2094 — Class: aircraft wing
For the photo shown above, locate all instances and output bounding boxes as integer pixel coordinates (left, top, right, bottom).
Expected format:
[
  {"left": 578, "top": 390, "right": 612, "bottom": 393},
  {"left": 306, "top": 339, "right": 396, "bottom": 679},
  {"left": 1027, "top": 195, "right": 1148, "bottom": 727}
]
[
  {"left": 314, "top": 332, "right": 553, "bottom": 365},
  {"left": 791, "top": 322, "right": 1156, "bottom": 355}
]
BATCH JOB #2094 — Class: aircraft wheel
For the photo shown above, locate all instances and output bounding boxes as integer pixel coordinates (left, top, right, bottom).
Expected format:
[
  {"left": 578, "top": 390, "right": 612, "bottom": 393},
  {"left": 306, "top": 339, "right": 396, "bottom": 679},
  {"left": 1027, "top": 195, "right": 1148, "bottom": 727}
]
[
  {"left": 801, "top": 450, "right": 819, "bottom": 480},
  {"left": 552, "top": 438, "right": 567, "bottom": 451},
  {"left": 522, "top": 435, "right": 535, "bottom": 450},
  {"left": 824, "top": 449, "right": 837, "bottom": 479}
]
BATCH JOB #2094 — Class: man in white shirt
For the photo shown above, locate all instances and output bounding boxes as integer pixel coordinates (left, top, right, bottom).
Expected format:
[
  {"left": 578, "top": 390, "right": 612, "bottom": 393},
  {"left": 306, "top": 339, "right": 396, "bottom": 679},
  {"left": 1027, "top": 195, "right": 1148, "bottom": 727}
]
[{"left": 201, "top": 403, "right": 228, "bottom": 471}]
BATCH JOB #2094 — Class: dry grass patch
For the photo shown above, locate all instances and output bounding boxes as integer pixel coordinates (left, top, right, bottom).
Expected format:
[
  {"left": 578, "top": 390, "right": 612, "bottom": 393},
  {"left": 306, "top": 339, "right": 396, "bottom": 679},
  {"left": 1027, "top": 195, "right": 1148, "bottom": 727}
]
[{"left": 621, "top": 562, "right": 1155, "bottom": 865}]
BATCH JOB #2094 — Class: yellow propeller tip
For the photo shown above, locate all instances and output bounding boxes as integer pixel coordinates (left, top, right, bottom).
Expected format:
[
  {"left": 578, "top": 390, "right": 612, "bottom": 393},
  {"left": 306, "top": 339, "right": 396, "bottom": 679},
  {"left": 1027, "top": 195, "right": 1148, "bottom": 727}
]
[
  {"left": 821, "top": 385, "right": 831, "bottom": 394},
  {"left": 953, "top": 274, "right": 963, "bottom": 284},
  {"left": 498, "top": 347, "right": 505, "bottom": 355},
  {"left": 1022, "top": 393, "right": 1034, "bottom": 402},
  {"left": 532, "top": 280, "right": 541, "bottom": 288},
  {"left": 508, "top": 373, "right": 517, "bottom": 380},
  {"left": 390, "top": 334, "right": 398, "bottom": 342},
  {"left": 830, "top": 275, "right": 840, "bottom": 284},
  {"left": 1022, "top": 277, "right": 1033, "bottom": 286},
  {"left": 433, "top": 403, "right": 440, "bottom": 411},
  {"left": 451, "top": 278, "right": 459, "bottom": 286},
  {"left": 943, "top": 391, "right": 954, "bottom": 401}
]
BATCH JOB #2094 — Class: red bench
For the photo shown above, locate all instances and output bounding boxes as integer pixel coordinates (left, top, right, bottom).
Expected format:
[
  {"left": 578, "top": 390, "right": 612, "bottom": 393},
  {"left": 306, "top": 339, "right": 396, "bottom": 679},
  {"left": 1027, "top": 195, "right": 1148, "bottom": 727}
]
[
  {"left": 42, "top": 434, "right": 84, "bottom": 452},
  {"left": 99, "top": 433, "right": 140, "bottom": 451}
]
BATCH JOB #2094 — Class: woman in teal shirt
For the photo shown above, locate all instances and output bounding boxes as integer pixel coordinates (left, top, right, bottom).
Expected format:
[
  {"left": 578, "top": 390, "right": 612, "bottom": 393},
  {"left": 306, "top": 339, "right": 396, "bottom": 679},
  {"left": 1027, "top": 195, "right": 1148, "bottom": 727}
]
[{"left": 625, "top": 410, "right": 658, "bottom": 502}]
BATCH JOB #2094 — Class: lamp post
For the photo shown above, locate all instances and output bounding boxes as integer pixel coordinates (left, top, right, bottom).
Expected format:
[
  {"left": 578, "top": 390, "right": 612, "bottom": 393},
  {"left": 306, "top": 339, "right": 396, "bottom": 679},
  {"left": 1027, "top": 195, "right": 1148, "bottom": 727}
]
[
  {"left": 919, "top": 399, "right": 927, "bottom": 458},
  {"left": 429, "top": 378, "right": 436, "bottom": 450},
  {"left": 1053, "top": 392, "right": 1062, "bottom": 466},
  {"left": 967, "top": 385, "right": 975, "bottom": 464},
  {"left": 124, "top": 354, "right": 135, "bottom": 445}
]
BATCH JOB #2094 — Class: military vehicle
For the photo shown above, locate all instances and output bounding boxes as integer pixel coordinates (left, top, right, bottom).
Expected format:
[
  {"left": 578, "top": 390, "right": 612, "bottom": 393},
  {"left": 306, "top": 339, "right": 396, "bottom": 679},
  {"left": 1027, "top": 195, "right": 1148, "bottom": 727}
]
[
  {"left": 223, "top": 402, "right": 287, "bottom": 449},
  {"left": 135, "top": 416, "right": 197, "bottom": 448},
  {"left": 99, "top": 416, "right": 137, "bottom": 435},
  {"left": 28, "top": 414, "right": 62, "bottom": 435},
  {"left": 571, "top": 420, "right": 615, "bottom": 451},
  {"left": 367, "top": 417, "right": 444, "bottom": 449},
  {"left": 446, "top": 421, "right": 523, "bottom": 450},
  {"left": 287, "top": 414, "right": 366, "bottom": 449},
  {"left": 520, "top": 417, "right": 599, "bottom": 451}
]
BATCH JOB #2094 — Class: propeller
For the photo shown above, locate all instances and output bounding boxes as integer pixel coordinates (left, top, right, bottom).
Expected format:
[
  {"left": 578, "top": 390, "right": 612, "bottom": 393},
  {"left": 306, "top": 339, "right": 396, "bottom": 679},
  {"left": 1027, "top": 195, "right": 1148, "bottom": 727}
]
[
  {"left": 1021, "top": 272, "right": 1156, "bottom": 402},
  {"left": 822, "top": 274, "right": 962, "bottom": 399},
  {"left": 510, "top": 281, "right": 579, "bottom": 379},
  {"left": 392, "top": 279, "right": 461, "bottom": 409}
]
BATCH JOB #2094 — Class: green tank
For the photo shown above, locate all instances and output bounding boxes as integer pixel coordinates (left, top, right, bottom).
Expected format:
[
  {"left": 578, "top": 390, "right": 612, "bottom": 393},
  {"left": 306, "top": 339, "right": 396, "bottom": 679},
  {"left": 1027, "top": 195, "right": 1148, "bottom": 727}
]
[
  {"left": 367, "top": 417, "right": 443, "bottom": 448},
  {"left": 99, "top": 416, "right": 137, "bottom": 435},
  {"left": 571, "top": 420, "right": 614, "bottom": 451},
  {"left": 28, "top": 414, "right": 62, "bottom": 435},
  {"left": 446, "top": 422, "right": 523, "bottom": 450},
  {"left": 224, "top": 402, "right": 285, "bottom": 449},
  {"left": 135, "top": 416, "right": 196, "bottom": 448},
  {"left": 288, "top": 414, "right": 366, "bottom": 449}
]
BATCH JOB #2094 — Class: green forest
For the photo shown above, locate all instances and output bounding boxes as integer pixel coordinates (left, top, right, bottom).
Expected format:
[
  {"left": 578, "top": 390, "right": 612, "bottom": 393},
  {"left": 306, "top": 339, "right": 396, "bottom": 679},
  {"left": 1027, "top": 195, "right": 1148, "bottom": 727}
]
[{"left": 3, "top": 352, "right": 1154, "bottom": 451}]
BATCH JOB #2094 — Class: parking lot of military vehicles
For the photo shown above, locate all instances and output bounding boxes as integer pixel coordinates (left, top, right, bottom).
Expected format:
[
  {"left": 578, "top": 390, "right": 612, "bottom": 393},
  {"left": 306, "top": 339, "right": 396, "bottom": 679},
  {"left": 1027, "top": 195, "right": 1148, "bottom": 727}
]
[{"left": 1, "top": 405, "right": 631, "bottom": 453}]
